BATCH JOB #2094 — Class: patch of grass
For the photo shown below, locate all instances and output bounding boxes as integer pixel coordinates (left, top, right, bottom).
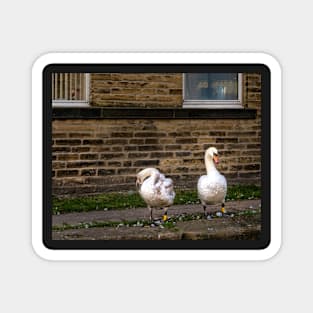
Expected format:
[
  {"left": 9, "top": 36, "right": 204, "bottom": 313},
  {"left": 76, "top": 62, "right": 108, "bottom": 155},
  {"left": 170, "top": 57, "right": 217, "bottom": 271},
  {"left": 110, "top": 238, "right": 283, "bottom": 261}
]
[
  {"left": 52, "top": 191, "right": 145, "bottom": 215},
  {"left": 226, "top": 184, "right": 261, "bottom": 201},
  {"left": 53, "top": 219, "right": 152, "bottom": 231},
  {"left": 52, "top": 184, "right": 261, "bottom": 215}
]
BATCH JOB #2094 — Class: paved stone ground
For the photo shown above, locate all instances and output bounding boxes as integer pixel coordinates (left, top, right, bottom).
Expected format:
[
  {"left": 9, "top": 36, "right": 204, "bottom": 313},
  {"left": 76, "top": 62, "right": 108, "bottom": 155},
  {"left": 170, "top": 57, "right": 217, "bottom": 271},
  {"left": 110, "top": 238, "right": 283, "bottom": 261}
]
[{"left": 52, "top": 199, "right": 261, "bottom": 240}]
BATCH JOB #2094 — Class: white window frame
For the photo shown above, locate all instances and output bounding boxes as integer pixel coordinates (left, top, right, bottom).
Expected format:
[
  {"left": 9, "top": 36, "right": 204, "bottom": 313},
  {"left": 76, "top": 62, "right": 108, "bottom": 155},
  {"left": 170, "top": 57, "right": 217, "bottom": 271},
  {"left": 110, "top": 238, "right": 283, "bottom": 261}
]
[
  {"left": 52, "top": 73, "right": 90, "bottom": 107},
  {"left": 183, "top": 73, "right": 243, "bottom": 109}
]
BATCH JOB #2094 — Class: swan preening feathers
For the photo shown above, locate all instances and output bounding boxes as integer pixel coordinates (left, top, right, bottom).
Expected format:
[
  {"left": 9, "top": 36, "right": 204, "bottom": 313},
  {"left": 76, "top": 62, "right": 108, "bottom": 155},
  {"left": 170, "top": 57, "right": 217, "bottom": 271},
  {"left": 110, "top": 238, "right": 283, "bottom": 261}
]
[
  {"left": 136, "top": 147, "right": 227, "bottom": 222},
  {"left": 136, "top": 167, "right": 175, "bottom": 221}
]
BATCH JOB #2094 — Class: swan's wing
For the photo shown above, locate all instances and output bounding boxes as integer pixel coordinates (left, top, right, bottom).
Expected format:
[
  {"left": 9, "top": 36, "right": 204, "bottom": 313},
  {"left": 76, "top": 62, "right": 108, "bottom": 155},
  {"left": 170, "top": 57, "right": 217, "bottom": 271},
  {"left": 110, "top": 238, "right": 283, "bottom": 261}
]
[
  {"left": 198, "top": 173, "right": 227, "bottom": 203},
  {"left": 163, "top": 177, "right": 173, "bottom": 189}
]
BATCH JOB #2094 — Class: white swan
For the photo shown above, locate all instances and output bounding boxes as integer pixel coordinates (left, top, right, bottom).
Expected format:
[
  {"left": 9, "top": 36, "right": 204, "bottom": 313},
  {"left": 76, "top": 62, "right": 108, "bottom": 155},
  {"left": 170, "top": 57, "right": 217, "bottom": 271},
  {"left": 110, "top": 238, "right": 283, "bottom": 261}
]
[
  {"left": 136, "top": 168, "right": 175, "bottom": 221},
  {"left": 197, "top": 147, "right": 227, "bottom": 216}
]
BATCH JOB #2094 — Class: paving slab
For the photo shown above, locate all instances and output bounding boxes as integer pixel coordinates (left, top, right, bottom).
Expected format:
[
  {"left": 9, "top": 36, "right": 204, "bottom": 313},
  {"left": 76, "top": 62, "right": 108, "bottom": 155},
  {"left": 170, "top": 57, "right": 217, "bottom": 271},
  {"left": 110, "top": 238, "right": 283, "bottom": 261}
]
[{"left": 52, "top": 199, "right": 261, "bottom": 240}]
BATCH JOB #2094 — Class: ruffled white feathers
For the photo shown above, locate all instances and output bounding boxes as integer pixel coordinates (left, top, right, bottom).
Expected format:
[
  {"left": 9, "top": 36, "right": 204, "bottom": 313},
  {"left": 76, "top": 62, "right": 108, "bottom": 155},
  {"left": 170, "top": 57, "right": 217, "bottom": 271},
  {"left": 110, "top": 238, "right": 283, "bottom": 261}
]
[
  {"left": 197, "top": 147, "right": 227, "bottom": 211},
  {"left": 136, "top": 168, "right": 175, "bottom": 221}
]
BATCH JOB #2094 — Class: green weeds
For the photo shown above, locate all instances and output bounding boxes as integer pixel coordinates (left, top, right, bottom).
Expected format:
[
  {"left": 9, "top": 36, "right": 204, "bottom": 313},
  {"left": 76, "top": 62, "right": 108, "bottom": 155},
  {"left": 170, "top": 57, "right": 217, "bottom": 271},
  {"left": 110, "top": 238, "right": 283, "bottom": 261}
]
[{"left": 52, "top": 184, "right": 261, "bottom": 215}]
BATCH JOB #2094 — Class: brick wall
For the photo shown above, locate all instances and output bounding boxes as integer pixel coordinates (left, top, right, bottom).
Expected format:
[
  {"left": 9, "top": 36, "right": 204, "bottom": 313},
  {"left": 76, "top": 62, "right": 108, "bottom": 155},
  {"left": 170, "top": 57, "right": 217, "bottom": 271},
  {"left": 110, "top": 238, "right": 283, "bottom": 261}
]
[
  {"left": 52, "top": 73, "right": 261, "bottom": 196},
  {"left": 90, "top": 73, "right": 182, "bottom": 107}
]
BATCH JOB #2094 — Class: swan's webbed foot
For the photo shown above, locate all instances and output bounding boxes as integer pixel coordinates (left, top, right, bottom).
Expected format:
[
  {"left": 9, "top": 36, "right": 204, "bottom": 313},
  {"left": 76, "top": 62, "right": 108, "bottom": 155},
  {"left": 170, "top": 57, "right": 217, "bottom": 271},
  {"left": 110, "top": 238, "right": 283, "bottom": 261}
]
[
  {"left": 149, "top": 207, "right": 153, "bottom": 222},
  {"left": 203, "top": 205, "right": 213, "bottom": 219},
  {"left": 162, "top": 208, "right": 168, "bottom": 222},
  {"left": 203, "top": 205, "right": 207, "bottom": 217},
  {"left": 221, "top": 203, "right": 226, "bottom": 214}
]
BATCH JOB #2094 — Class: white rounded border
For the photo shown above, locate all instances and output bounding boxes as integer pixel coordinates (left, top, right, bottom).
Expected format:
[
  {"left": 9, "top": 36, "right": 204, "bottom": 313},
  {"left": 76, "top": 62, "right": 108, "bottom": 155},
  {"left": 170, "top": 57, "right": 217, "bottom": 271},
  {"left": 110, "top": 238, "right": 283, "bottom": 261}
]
[{"left": 32, "top": 52, "right": 281, "bottom": 261}]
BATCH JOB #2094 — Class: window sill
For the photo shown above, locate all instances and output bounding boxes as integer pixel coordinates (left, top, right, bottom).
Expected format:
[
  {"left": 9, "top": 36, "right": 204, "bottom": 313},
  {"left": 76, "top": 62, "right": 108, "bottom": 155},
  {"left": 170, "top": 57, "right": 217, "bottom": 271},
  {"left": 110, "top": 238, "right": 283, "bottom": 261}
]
[{"left": 52, "top": 107, "right": 257, "bottom": 119}]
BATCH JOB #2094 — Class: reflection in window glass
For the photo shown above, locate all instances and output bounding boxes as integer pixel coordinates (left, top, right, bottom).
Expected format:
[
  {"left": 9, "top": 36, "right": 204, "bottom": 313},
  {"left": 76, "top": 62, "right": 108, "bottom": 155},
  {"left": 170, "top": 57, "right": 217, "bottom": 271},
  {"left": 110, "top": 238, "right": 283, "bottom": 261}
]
[{"left": 185, "top": 73, "right": 238, "bottom": 101}]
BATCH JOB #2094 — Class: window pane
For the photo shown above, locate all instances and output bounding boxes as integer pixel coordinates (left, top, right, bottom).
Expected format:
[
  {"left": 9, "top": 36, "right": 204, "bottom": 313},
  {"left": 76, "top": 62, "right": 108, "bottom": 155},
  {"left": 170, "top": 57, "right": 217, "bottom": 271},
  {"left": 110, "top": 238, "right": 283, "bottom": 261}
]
[
  {"left": 52, "top": 73, "right": 87, "bottom": 101},
  {"left": 185, "top": 73, "right": 238, "bottom": 100}
]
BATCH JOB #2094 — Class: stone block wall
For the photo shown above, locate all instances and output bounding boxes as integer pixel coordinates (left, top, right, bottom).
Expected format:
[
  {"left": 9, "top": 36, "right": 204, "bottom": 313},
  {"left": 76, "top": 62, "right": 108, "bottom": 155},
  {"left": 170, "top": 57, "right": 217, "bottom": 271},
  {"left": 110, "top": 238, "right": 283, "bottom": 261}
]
[
  {"left": 90, "top": 73, "right": 182, "bottom": 107},
  {"left": 52, "top": 73, "right": 261, "bottom": 197}
]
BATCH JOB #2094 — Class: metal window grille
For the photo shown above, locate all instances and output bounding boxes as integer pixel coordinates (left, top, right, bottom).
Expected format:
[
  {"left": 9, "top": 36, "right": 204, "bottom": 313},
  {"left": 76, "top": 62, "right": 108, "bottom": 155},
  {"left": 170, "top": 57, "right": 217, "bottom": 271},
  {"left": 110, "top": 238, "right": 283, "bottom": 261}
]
[{"left": 52, "top": 73, "right": 89, "bottom": 106}]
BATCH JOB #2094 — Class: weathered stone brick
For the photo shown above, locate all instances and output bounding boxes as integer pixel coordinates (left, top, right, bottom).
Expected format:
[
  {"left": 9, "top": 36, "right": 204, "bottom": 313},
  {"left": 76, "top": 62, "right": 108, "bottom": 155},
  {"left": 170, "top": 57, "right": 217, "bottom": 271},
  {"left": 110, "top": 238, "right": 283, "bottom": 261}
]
[
  {"left": 138, "top": 145, "right": 163, "bottom": 151},
  {"left": 82, "top": 139, "right": 103, "bottom": 145},
  {"left": 57, "top": 170, "right": 79, "bottom": 177},
  {"left": 145, "top": 138, "right": 159, "bottom": 144},
  {"left": 169, "top": 89, "right": 181, "bottom": 95},
  {"left": 165, "top": 144, "right": 181, "bottom": 150},
  {"left": 244, "top": 164, "right": 260, "bottom": 170},
  {"left": 209, "top": 131, "right": 226, "bottom": 136},
  {"left": 56, "top": 139, "right": 81, "bottom": 146},
  {"left": 111, "top": 146, "right": 123, "bottom": 152},
  {"left": 108, "top": 161, "right": 122, "bottom": 167},
  {"left": 129, "top": 139, "right": 145, "bottom": 145},
  {"left": 69, "top": 132, "right": 93, "bottom": 138},
  {"left": 98, "top": 169, "right": 116, "bottom": 175},
  {"left": 67, "top": 161, "right": 105, "bottom": 168},
  {"left": 175, "top": 167, "right": 189, "bottom": 173},
  {"left": 81, "top": 169, "right": 96, "bottom": 176},
  {"left": 168, "top": 132, "right": 191, "bottom": 137},
  {"left": 105, "top": 139, "right": 128, "bottom": 145},
  {"left": 100, "top": 153, "right": 124, "bottom": 159},
  {"left": 80, "top": 154, "right": 99, "bottom": 160},
  {"left": 175, "top": 151, "right": 191, "bottom": 158},
  {"left": 111, "top": 132, "right": 133, "bottom": 137},
  {"left": 216, "top": 138, "right": 238, "bottom": 143},
  {"left": 134, "top": 132, "right": 167, "bottom": 138},
  {"left": 58, "top": 154, "right": 79, "bottom": 161},
  {"left": 133, "top": 160, "right": 160, "bottom": 167},
  {"left": 128, "top": 152, "right": 149, "bottom": 158},
  {"left": 52, "top": 147, "right": 71, "bottom": 153},
  {"left": 72, "top": 147, "right": 90, "bottom": 153},
  {"left": 85, "top": 176, "right": 125, "bottom": 185},
  {"left": 247, "top": 144, "right": 261, "bottom": 149},
  {"left": 117, "top": 168, "right": 138, "bottom": 175},
  {"left": 150, "top": 152, "right": 174, "bottom": 158},
  {"left": 53, "top": 162, "right": 66, "bottom": 169},
  {"left": 176, "top": 138, "right": 197, "bottom": 144},
  {"left": 124, "top": 146, "right": 137, "bottom": 151}
]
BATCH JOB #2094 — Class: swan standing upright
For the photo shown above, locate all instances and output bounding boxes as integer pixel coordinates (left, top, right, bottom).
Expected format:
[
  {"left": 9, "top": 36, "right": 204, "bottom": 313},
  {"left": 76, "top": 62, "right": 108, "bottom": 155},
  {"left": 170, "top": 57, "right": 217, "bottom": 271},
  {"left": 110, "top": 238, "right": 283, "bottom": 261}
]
[
  {"left": 136, "top": 168, "right": 175, "bottom": 222},
  {"left": 198, "top": 147, "right": 227, "bottom": 216}
]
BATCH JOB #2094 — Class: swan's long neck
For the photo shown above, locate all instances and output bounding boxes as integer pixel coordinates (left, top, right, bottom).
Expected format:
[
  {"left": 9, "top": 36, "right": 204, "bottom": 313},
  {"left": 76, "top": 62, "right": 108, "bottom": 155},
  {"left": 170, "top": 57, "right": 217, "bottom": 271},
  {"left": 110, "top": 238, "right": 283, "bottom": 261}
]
[
  {"left": 139, "top": 168, "right": 159, "bottom": 184},
  {"left": 204, "top": 151, "right": 216, "bottom": 175}
]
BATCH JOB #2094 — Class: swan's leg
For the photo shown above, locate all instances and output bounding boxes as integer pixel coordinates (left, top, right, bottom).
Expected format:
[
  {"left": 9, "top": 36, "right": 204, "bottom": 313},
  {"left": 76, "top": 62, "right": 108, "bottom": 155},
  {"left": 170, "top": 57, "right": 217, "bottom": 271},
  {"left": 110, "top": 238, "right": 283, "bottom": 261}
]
[
  {"left": 162, "top": 208, "right": 168, "bottom": 222},
  {"left": 149, "top": 206, "right": 153, "bottom": 221},
  {"left": 203, "top": 205, "right": 207, "bottom": 217},
  {"left": 221, "top": 202, "right": 226, "bottom": 214}
]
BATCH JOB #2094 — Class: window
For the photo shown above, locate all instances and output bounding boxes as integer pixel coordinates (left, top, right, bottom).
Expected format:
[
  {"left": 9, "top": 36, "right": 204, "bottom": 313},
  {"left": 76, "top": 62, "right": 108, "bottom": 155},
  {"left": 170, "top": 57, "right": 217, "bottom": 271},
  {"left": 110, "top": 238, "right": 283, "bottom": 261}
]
[
  {"left": 183, "top": 73, "right": 242, "bottom": 108},
  {"left": 52, "top": 73, "right": 89, "bottom": 107}
]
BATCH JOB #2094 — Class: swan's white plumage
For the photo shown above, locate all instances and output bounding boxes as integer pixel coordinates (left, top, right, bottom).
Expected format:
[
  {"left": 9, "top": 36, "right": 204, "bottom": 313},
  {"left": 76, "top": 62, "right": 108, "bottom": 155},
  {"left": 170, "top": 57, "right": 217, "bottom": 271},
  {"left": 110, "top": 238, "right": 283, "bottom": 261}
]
[
  {"left": 136, "top": 168, "right": 175, "bottom": 220},
  {"left": 198, "top": 147, "right": 227, "bottom": 208}
]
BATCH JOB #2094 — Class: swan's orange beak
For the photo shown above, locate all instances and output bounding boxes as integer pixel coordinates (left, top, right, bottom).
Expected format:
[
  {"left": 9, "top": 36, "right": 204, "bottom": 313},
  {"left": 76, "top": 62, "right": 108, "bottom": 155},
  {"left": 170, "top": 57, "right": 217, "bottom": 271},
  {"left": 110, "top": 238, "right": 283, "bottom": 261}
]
[{"left": 213, "top": 155, "right": 219, "bottom": 165}]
